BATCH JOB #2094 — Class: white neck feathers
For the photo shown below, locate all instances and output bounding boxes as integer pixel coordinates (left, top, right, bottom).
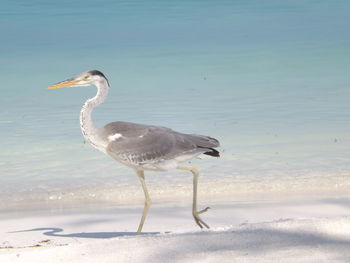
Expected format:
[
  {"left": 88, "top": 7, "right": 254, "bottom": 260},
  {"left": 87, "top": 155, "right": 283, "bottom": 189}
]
[{"left": 79, "top": 79, "right": 109, "bottom": 150}]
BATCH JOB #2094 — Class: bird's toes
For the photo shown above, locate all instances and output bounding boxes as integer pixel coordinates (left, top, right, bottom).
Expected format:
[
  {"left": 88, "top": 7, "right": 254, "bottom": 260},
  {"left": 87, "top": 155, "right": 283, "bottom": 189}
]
[
  {"left": 199, "top": 219, "right": 210, "bottom": 229},
  {"left": 195, "top": 218, "right": 204, "bottom": 229},
  {"left": 193, "top": 211, "right": 210, "bottom": 229},
  {"left": 198, "top": 207, "right": 210, "bottom": 215}
]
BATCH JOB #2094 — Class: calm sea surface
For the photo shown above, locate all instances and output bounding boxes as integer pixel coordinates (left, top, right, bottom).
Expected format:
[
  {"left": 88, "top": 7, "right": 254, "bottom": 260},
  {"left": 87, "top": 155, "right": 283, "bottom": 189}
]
[{"left": 1, "top": 0, "right": 350, "bottom": 210}]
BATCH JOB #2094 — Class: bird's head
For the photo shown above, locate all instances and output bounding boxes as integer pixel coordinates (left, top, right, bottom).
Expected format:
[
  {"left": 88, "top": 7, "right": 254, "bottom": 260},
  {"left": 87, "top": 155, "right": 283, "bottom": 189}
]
[{"left": 47, "top": 70, "right": 109, "bottom": 89}]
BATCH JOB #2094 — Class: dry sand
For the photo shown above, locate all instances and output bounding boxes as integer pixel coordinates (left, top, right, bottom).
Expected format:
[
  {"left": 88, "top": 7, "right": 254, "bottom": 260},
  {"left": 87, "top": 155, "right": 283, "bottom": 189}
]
[{"left": 1, "top": 197, "right": 350, "bottom": 262}]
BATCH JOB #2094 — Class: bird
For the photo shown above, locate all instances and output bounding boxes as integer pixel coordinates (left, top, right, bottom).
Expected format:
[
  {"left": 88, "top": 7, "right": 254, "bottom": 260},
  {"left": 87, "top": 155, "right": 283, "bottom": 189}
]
[{"left": 47, "top": 70, "right": 220, "bottom": 234}]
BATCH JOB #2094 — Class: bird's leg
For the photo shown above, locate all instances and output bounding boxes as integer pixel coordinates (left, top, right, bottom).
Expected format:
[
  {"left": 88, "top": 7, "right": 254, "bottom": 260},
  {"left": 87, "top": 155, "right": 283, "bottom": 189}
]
[
  {"left": 177, "top": 166, "right": 210, "bottom": 229},
  {"left": 136, "top": 170, "right": 151, "bottom": 235}
]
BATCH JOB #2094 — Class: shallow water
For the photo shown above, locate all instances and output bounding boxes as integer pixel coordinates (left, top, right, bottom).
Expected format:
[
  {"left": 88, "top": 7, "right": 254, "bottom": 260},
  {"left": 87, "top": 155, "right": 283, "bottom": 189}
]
[{"left": 1, "top": 0, "right": 350, "bottom": 210}]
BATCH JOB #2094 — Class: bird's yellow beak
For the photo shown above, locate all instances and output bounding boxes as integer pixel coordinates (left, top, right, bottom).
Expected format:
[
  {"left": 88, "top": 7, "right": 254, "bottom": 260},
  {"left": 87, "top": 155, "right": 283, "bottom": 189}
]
[{"left": 47, "top": 78, "right": 80, "bottom": 89}]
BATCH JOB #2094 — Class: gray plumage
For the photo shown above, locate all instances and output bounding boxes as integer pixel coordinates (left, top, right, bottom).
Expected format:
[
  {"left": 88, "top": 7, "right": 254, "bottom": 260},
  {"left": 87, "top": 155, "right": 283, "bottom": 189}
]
[
  {"left": 48, "top": 70, "right": 220, "bottom": 234},
  {"left": 103, "top": 121, "right": 219, "bottom": 170}
]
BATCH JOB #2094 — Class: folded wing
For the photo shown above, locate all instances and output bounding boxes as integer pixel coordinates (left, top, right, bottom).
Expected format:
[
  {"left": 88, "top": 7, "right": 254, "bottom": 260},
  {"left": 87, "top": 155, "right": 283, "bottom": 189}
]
[{"left": 103, "top": 121, "right": 220, "bottom": 168}]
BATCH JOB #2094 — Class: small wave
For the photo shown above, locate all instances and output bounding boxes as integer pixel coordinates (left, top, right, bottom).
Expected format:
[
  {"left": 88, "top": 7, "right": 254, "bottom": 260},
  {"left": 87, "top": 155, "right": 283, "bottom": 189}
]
[{"left": 1, "top": 171, "right": 350, "bottom": 212}]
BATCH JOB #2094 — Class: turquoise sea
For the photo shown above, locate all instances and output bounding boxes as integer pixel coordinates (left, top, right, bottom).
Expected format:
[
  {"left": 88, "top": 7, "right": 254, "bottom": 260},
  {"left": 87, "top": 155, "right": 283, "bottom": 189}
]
[{"left": 1, "top": 0, "right": 350, "bottom": 210}]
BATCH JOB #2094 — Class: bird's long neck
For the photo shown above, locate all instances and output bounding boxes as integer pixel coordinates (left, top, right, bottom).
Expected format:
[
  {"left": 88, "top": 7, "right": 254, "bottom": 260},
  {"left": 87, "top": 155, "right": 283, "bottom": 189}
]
[{"left": 80, "top": 79, "right": 109, "bottom": 149}]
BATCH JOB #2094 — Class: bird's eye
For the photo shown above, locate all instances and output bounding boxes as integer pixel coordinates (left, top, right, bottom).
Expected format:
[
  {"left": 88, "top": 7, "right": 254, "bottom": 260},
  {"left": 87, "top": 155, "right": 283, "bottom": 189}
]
[{"left": 83, "top": 76, "right": 89, "bottom": 80}]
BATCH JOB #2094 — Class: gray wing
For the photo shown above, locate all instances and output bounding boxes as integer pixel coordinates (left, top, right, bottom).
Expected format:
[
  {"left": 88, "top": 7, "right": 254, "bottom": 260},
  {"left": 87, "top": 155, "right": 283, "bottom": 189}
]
[{"left": 103, "top": 121, "right": 219, "bottom": 166}]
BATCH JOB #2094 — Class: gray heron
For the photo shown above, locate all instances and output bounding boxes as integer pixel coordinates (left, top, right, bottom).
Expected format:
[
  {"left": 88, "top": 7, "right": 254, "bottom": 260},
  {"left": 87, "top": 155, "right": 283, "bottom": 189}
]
[{"left": 48, "top": 70, "right": 220, "bottom": 234}]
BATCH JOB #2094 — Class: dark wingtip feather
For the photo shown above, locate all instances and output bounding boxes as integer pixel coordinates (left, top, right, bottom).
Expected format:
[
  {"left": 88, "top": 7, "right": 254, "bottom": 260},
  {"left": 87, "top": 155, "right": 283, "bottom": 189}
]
[{"left": 202, "top": 147, "right": 220, "bottom": 157}]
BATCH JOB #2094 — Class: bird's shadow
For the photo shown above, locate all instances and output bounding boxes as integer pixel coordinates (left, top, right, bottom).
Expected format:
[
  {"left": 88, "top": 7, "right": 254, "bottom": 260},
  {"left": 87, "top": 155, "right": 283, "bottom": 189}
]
[{"left": 10, "top": 227, "right": 159, "bottom": 239}]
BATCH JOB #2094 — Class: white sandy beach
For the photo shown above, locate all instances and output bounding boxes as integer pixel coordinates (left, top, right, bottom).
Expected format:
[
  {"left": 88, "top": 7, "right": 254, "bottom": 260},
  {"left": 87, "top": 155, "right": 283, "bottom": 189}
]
[{"left": 1, "top": 197, "right": 350, "bottom": 262}]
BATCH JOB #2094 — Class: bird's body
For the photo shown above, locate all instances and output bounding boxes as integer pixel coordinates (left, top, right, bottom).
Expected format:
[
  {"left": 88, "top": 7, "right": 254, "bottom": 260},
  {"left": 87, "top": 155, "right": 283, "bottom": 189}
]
[
  {"left": 48, "top": 70, "right": 220, "bottom": 234},
  {"left": 99, "top": 121, "right": 219, "bottom": 171}
]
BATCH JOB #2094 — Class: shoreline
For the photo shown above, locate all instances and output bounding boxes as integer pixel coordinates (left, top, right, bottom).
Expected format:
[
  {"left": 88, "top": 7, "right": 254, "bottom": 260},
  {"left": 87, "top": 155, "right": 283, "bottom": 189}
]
[{"left": 2, "top": 171, "right": 350, "bottom": 213}]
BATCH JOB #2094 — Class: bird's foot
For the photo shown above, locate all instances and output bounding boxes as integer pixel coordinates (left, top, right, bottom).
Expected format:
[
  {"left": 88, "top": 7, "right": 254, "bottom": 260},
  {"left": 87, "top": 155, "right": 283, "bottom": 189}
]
[{"left": 193, "top": 207, "right": 210, "bottom": 229}]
